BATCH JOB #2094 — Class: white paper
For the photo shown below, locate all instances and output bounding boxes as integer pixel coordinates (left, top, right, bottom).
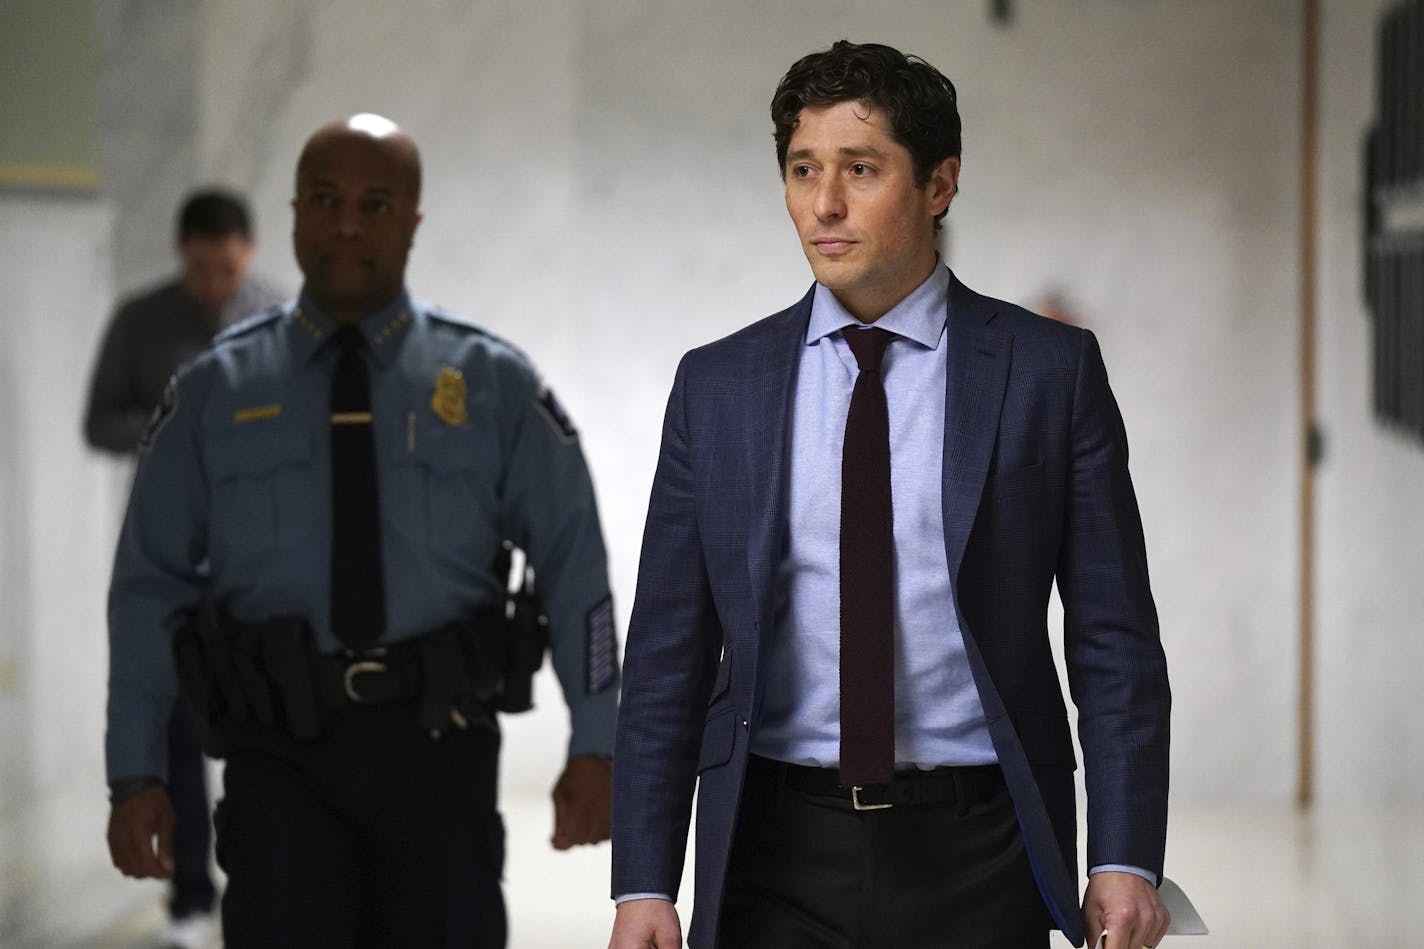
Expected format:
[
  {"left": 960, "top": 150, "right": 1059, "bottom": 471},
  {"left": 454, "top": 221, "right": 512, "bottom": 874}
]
[{"left": 1091, "top": 876, "right": 1208, "bottom": 946}]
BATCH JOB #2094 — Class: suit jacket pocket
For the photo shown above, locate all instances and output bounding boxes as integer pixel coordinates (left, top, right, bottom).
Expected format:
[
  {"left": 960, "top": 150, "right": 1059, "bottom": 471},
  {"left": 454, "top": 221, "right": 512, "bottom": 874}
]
[
  {"left": 988, "top": 461, "right": 1045, "bottom": 500},
  {"left": 1012, "top": 708, "right": 1077, "bottom": 770},
  {"left": 697, "top": 707, "right": 737, "bottom": 772}
]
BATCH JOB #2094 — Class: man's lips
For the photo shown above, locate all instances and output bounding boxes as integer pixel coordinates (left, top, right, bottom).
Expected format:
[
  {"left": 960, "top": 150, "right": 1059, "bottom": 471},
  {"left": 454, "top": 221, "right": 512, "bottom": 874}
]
[
  {"left": 811, "top": 237, "right": 856, "bottom": 255},
  {"left": 319, "top": 253, "right": 370, "bottom": 268}
]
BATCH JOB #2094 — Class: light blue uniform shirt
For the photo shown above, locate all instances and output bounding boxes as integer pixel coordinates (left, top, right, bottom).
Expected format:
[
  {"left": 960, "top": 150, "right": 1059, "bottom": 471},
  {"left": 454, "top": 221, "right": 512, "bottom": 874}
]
[
  {"left": 752, "top": 264, "right": 998, "bottom": 769},
  {"left": 106, "top": 289, "right": 619, "bottom": 782}
]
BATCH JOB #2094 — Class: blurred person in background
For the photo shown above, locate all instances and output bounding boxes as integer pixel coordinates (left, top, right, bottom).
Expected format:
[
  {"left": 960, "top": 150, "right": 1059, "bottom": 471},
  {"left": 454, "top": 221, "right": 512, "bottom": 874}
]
[
  {"left": 84, "top": 189, "right": 285, "bottom": 453},
  {"left": 83, "top": 187, "right": 284, "bottom": 949}
]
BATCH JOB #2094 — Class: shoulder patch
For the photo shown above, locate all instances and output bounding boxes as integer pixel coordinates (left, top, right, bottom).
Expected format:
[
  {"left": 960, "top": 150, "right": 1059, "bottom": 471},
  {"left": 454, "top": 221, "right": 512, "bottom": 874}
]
[
  {"left": 534, "top": 384, "right": 578, "bottom": 443},
  {"left": 586, "top": 596, "right": 618, "bottom": 695},
  {"left": 139, "top": 376, "right": 179, "bottom": 452}
]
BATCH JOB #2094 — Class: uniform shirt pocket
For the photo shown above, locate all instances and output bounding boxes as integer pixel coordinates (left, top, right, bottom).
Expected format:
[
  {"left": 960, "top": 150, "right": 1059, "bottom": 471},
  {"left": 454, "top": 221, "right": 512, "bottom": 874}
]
[
  {"left": 206, "top": 422, "right": 316, "bottom": 555},
  {"left": 391, "top": 411, "right": 499, "bottom": 554}
]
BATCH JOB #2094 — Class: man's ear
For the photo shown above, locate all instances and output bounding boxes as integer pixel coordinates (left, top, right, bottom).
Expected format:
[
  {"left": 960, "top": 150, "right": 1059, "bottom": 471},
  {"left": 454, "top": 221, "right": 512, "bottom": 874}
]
[{"left": 929, "top": 156, "right": 961, "bottom": 216}]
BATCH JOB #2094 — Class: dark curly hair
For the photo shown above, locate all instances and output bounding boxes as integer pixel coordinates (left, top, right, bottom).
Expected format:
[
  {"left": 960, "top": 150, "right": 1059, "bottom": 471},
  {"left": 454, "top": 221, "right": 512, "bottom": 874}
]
[{"left": 771, "top": 40, "right": 961, "bottom": 225}]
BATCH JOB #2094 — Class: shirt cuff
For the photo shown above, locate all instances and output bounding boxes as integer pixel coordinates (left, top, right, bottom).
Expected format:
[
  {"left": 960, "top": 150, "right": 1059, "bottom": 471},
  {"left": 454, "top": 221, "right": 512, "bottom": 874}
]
[
  {"left": 1088, "top": 864, "right": 1158, "bottom": 885},
  {"left": 614, "top": 893, "right": 674, "bottom": 906},
  {"left": 109, "top": 775, "right": 164, "bottom": 805}
]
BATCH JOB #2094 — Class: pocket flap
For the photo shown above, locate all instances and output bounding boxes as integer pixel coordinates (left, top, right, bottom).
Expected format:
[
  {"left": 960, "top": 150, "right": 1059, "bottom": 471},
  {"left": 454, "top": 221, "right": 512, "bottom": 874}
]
[
  {"left": 207, "top": 422, "right": 311, "bottom": 479},
  {"left": 708, "top": 645, "right": 733, "bottom": 705},
  {"left": 696, "top": 707, "right": 737, "bottom": 772}
]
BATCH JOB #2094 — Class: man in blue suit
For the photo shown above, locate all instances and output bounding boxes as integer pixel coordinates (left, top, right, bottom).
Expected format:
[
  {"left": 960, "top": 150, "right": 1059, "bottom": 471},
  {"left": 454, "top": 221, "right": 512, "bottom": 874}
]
[{"left": 609, "top": 41, "right": 1171, "bottom": 949}]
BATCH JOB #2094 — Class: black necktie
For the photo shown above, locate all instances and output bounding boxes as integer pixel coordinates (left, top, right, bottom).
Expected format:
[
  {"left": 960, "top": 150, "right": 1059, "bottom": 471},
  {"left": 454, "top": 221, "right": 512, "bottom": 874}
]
[
  {"left": 839, "top": 326, "right": 895, "bottom": 788},
  {"left": 329, "top": 326, "right": 386, "bottom": 649}
]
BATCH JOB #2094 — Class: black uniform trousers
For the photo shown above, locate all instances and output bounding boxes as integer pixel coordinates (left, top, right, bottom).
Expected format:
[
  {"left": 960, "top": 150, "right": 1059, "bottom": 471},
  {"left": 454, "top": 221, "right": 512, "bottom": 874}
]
[
  {"left": 167, "top": 700, "right": 217, "bottom": 919},
  {"left": 214, "top": 701, "right": 505, "bottom": 949},
  {"left": 720, "top": 756, "right": 1053, "bottom": 949}
]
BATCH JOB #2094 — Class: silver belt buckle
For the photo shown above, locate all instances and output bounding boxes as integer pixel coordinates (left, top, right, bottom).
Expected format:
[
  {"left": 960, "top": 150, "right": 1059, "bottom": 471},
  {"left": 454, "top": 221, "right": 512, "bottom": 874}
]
[
  {"left": 343, "top": 660, "right": 388, "bottom": 702},
  {"left": 850, "top": 786, "right": 893, "bottom": 811}
]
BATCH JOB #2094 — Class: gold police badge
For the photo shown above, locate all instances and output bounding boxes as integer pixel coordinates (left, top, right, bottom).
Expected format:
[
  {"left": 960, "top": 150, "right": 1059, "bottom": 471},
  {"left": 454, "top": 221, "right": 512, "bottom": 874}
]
[
  {"left": 430, "top": 364, "right": 469, "bottom": 424},
  {"left": 432, "top": 367, "right": 467, "bottom": 426}
]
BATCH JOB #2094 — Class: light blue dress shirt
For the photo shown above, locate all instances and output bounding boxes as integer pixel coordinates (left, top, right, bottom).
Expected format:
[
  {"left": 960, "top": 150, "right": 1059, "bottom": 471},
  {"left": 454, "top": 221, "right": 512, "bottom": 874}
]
[{"left": 752, "top": 264, "right": 998, "bottom": 769}]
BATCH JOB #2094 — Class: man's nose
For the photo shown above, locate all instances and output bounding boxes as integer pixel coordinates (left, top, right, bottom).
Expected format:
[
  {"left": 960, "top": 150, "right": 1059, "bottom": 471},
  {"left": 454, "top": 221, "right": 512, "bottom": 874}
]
[
  {"left": 813, "top": 176, "right": 846, "bottom": 221},
  {"left": 333, "top": 202, "right": 362, "bottom": 237}
]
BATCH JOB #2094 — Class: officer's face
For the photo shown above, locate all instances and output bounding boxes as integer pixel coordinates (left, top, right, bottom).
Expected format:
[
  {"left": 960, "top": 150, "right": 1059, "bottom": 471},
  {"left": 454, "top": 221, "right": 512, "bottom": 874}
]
[
  {"left": 179, "top": 233, "right": 253, "bottom": 310},
  {"left": 292, "top": 134, "right": 422, "bottom": 321}
]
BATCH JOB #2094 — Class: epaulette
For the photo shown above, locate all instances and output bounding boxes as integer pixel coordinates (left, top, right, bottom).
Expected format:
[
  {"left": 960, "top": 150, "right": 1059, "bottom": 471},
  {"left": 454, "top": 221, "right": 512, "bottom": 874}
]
[
  {"left": 213, "top": 305, "right": 286, "bottom": 344},
  {"left": 425, "top": 305, "right": 531, "bottom": 363}
]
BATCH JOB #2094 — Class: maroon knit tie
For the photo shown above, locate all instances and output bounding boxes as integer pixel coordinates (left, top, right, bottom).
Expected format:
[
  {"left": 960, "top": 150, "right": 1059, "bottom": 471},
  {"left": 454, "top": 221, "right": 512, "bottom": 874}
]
[{"left": 839, "top": 326, "right": 895, "bottom": 788}]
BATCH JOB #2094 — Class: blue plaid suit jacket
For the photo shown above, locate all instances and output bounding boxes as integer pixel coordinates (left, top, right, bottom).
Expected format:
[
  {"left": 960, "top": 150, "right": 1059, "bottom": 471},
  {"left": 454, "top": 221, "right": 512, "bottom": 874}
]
[{"left": 612, "top": 271, "right": 1170, "bottom": 948}]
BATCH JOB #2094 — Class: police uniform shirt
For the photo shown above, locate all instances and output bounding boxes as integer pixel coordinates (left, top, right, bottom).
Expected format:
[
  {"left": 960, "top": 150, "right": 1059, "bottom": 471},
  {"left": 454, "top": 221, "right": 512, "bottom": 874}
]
[{"left": 106, "top": 289, "right": 618, "bottom": 783}]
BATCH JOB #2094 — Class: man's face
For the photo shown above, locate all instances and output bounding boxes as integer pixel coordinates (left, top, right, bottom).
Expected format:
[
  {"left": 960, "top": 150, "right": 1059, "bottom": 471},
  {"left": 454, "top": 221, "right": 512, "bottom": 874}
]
[
  {"left": 291, "top": 136, "right": 421, "bottom": 320},
  {"left": 180, "top": 234, "right": 253, "bottom": 310},
  {"left": 784, "top": 100, "right": 958, "bottom": 322}
]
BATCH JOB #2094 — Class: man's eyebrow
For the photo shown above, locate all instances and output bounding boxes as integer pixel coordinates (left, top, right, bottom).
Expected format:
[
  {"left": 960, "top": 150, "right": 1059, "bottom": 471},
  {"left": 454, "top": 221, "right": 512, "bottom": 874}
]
[
  {"left": 299, "top": 178, "right": 396, "bottom": 195},
  {"left": 785, "top": 144, "right": 891, "bottom": 164}
]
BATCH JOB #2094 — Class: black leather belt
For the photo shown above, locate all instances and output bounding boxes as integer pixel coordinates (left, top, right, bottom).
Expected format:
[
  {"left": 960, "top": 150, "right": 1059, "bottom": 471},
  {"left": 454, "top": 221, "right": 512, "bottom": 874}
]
[
  {"left": 315, "top": 647, "right": 422, "bottom": 708},
  {"left": 747, "top": 754, "right": 1003, "bottom": 811}
]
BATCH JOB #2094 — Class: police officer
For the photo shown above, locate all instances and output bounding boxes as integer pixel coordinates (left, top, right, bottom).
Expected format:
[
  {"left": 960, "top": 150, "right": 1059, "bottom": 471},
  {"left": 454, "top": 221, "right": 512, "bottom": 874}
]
[{"left": 105, "top": 114, "right": 618, "bottom": 948}]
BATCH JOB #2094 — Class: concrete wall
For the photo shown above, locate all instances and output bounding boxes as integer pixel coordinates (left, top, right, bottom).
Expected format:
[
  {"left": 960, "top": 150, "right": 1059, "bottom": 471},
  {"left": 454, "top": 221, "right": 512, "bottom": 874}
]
[
  {"left": 0, "top": 194, "right": 141, "bottom": 941},
  {"left": 1, "top": 0, "right": 1419, "bottom": 940},
  {"left": 1316, "top": 0, "right": 1424, "bottom": 802}
]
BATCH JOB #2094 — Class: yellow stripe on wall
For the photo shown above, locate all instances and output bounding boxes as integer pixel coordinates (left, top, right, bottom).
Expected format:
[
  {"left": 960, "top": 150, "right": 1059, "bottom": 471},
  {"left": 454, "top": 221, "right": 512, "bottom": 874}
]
[{"left": 0, "top": 163, "right": 99, "bottom": 191}]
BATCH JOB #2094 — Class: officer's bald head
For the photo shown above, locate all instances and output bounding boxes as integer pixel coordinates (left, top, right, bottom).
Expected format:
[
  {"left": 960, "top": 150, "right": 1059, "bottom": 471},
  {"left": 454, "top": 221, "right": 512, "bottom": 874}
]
[
  {"left": 291, "top": 113, "right": 424, "bottom": 322},
  {"left": 296, "top": 113, "right": 422, "bottom": 203}
]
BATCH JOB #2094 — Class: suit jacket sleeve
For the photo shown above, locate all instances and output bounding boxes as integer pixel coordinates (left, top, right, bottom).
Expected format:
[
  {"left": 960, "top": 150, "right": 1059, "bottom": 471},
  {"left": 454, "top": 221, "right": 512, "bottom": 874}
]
[
  {"left": 1058, "top": 328, "right": 1170, "bottom": 879},
  {"left": 611, "top": 354, "right": 724, "bottom": 898}
]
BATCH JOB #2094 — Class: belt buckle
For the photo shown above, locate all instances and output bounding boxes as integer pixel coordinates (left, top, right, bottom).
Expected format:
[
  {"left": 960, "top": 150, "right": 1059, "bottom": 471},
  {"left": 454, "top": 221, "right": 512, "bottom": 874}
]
[
  {"left": 850, "top": 786, "right": 893, "bottom": 811},
  {"left": 343, "top": 660, "right": 388, "bottom": 703}
]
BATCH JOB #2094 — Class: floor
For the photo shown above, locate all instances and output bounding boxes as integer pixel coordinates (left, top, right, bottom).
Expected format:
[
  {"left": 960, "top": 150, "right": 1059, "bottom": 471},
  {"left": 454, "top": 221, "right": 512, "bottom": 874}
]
[{"left": 70, "top": 798, "right": 1422, "bottom": 948}]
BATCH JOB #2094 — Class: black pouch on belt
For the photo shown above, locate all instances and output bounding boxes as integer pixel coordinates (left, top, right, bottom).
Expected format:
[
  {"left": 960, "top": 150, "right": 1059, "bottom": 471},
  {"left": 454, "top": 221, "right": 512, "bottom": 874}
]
[
  {"left": 417, "top": 625, "right": 494, "bottom": 739},
  {"left": 257, "top": 618, "right": 323, "bottom": 740},
  {"left": 173, "top": 605, "right": 229, "bottom": 756}
]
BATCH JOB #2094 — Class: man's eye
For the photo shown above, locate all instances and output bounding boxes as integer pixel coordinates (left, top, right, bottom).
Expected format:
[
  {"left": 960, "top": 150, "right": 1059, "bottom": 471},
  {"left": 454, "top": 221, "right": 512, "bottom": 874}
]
[
  {"left": 364, "top": 198, "right": 392, "bottom": 215},
  {"left": 791, "top": 164, "right": 814, "bottom": 179},
  {"left": 308, "top": 192, "right": 336, "bottom": 208},
  {"left": 850, "top": 163, "right": 871, "bottom": 176}
]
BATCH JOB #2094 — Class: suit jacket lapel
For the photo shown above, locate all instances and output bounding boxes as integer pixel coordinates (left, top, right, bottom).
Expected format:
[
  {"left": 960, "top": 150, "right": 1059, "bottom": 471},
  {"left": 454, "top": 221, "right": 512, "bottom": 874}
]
[
  {"left": 941, "top": 272, "right": 1013, "bottom": 583},
  {"left": 743, "top": 288, "right": 812, "bottom": 635}
]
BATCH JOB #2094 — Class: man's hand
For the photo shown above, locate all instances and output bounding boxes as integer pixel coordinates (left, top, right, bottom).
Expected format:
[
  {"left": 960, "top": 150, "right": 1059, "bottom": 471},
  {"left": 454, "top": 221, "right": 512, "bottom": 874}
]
[
  {"left": 1083, "top": 871, "right": 1170, "bottom": 949},
  {"left": 609, "top": 898, "right": 682, "bottom": 949},
  {"left": 107, "top": 785, "right": 176, "bottom": 879},
  {"left": 551, "top": 753, "right": 611, "bottom": 850}
]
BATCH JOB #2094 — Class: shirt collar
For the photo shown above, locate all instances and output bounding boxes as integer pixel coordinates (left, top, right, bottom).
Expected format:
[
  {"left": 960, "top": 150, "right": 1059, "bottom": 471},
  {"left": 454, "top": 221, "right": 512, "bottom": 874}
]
[
  {"left": 289, "top": 288, "right": 415, "bottom": 365},
  {"left": 805, "top": 261, "right": 950, "bottom": 351}
]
